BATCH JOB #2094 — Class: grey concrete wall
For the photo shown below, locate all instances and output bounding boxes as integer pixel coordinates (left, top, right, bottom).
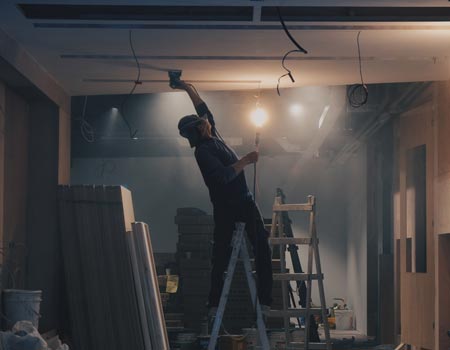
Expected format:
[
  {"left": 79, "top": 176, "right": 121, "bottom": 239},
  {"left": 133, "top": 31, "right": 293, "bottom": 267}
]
[
  {"left": 345, "top": 146, "right": 368, "bottom": 333},
  {"left": 71, "top": 154, "right": 350, "bottom": 308},
  {"left": 71, "top": 87, "right": 368, "bottom": 327}
]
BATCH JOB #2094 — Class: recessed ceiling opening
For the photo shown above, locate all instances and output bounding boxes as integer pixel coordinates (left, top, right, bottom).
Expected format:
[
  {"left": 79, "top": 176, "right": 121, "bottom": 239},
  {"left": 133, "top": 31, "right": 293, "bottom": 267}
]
[{"left": 18, "top": 4, "right": 254, "bottom": 21}]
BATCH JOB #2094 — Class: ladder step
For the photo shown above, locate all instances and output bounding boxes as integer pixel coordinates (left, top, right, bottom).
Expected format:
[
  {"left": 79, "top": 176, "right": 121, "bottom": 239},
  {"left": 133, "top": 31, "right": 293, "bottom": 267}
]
[
  {"left": 288, "top": 342, "right": 331, "bottom": 349},
  {"left": 267, "top": 308, "right": 323, "bottom": 317},
  {"left": 273, "top": 204, "right": 313, "bottom": 212},
  {"left": 269, "top": 238, "right": 313, "bottom": 245},
  {"left": 273, "top": 273, "right": 324, "bottom": 281}
]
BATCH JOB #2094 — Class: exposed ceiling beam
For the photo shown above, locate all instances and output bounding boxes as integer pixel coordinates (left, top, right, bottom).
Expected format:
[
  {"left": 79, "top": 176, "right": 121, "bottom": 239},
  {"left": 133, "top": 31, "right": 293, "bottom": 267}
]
[
  {"left": 20, "top": 4, "right": 450, "bottom": 22},
  {"left": 0, "top": 27, "right": 70, "bottom": 112},
  {"left": 34, "top": 23, "right": 450, "bottom": 30}
]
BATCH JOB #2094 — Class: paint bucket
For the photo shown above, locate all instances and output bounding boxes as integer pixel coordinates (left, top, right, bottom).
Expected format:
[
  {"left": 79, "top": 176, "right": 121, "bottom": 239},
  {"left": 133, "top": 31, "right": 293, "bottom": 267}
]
[
  {"left": 335, "top": 309, "right": 354, "bottom": 330},
  {"left": 243, "top": 328, "right": 258, "bottom": 349},
  {"left": 2, "top": 289, "right": 42, "bottom": 330}
]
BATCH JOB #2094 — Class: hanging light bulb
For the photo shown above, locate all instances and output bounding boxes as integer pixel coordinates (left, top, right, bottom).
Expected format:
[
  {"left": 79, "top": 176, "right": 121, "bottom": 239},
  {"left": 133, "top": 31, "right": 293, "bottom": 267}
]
[{"left": 250, "top": 107, "right": 268, "bottom": 128}]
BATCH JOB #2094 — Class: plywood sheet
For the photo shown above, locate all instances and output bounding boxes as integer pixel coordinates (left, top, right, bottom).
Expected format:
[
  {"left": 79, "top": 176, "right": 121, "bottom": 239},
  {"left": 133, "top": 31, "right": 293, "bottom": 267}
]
[
  {"left": 435, "top": 174, "right": 450, "bottom": 234},
  {"left": 437, "top": 81, "right": 450, "bottom": 177},
  {"left": 58, "top": 107, "right": 70, "bottom": 185},
  {"left": 58, "top": 185, "right": 148, "bottom": 350},
  {"left": 0, "top": 81, "right": 5, "bottom": 267},
  {"left": 438, "top": 233, "right": 450, "bottom": 350},
  {"left": 398, "top": 104, "right": 435, "bottom": 350},
  {"left": 3, "top": 88, "right": 29, "bottom": 288}
]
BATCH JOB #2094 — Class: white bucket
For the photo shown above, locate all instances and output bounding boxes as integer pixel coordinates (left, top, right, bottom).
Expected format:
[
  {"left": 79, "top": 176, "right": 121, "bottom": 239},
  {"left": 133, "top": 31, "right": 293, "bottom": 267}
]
[
  {"left": 243, "top": 328, "right": 258, "bottom": 349},
  {"left": 2, "top": 289, "right": 42, "bottom": 330},
  {"left": 335, "top": 309, "right": 354, "bottom": 330}
]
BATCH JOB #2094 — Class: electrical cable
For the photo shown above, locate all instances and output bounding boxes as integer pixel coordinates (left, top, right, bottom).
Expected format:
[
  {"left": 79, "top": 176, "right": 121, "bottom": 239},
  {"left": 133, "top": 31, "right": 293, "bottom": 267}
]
[
  {"left": 78, "top": 96, "right": 95, "bottom": 143},
  {"left": 277, "top": 49, "right": 302, "bottom": 96},
  {"left": 119, "top": 30, "right": 140, "bottom": 139},
  {"left": 277, "top": 7, "right": 308, "bottom": 54},
  {"left": 348, "top": 31, "right": 369, "bottom": 108},
  {"left": 251, "top": 86, "right": 264, "bottom": 316},
  {"left": 252, "top": 127, "right": 262, "bottom": 318},
  {"left": 276, "top": 7, "right": 308, "bottom": 95}
]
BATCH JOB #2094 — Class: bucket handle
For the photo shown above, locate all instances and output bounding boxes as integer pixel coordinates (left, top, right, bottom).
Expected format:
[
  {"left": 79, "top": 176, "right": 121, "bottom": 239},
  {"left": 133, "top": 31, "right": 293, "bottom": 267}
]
[
  {"left": 0, "top": 304, "right": 41, "bottom": 330},
  {"left": 28, "top": 306, "right": 42, "bottom": 319},
  {"left": 0, "top": 310, "right": 12, "bottom": 324}
]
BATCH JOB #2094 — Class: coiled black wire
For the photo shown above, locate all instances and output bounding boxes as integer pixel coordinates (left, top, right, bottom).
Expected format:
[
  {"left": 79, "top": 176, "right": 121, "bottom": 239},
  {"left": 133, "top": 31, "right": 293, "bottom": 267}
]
[{"left": 348, "top": 31, "right": 369, "bottom": 108}]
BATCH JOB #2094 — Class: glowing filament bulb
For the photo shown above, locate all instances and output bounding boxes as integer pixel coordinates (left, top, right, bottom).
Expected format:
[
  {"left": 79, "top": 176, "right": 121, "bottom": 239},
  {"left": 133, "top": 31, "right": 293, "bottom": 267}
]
[{"left": 250, "top": 107, "right": 268, "bottom": 127}]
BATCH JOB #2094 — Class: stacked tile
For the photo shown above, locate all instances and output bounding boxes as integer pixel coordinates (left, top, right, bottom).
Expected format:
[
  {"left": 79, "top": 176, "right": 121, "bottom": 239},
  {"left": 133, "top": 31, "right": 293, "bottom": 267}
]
[
  {"left": 175, "top": 208, "right": 259, "bottom": 332},
  {"left": 58, "top": 185, "right": 168, "bottom": 350},
  {"left": 175, "top": 208, "right": 214, "bottom": 332},
  {"left": 222, "top": 261, "right": 256, "bottom": 332}
]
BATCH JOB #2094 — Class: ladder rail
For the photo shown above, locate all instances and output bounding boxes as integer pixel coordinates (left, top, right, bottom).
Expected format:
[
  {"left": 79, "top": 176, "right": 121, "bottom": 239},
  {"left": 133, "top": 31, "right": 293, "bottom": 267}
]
[
  {"left": 276, "top": 188, "right": 307, "bottom": 309},
  {"left": 278, "top": 213, "right": 291, "bottom": 343},
  {"left": 208, "top": 224, "right": 245, "bottom": 350},
  {"left": 304, "top": 196, "right": 316, "bottom": 350},
  {"left": 239, "top": 235, "right": 270, "bottom": 350},
  {"left": 269, "top": 193, "right": 331, "bottom": 350},
  {"left": 208, "top": 222, "right": 270, "bottom": 350},
  {"left": 270, "top": 198, "right": 279, "bottom": 238},
  {"left": 312, "top": 221, "right": 332, "bottom": 350},
  {"left": 276, "top": 189, "right": 320, "bottom": 345}
]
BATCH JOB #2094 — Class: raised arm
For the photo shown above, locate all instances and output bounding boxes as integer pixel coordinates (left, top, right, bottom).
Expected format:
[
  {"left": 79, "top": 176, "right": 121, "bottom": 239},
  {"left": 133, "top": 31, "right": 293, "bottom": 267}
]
[
  {"left": 171, "top": 80, "right": 217, "bottom": 135},
  {"left": 178, "top": 81, "right": 204, "bottom": 109}
]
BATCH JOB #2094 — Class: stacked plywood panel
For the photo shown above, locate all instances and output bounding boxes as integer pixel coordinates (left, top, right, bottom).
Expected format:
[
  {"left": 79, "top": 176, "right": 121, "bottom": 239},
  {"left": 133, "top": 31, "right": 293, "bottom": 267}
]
[{"left": 58, "top": 185, "right": 168, "bottom": 350}]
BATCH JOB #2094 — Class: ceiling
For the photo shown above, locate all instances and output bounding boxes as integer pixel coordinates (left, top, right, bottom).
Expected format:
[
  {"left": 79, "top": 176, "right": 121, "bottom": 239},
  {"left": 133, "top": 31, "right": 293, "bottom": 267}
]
[{"left": 2, "top": 0, "right": 450, "bottom": 96}]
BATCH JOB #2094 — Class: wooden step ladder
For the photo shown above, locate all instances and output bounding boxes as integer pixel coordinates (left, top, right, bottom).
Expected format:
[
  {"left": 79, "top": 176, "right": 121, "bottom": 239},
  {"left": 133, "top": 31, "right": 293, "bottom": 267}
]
[
  {"left": 268, "top": 195, "right": 332, "bottom": 350},
  {"left": 208, "top": 222, "right": 270, "bottom": 350}
]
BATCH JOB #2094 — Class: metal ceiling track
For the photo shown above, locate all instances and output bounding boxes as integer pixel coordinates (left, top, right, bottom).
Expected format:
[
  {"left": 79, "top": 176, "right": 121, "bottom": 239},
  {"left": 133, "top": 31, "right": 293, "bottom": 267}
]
[
  {"left": 34, "top": 23, "right": 450, "bottom": 30},
  {"left": 19, "top": 4, "right": 450, "bottom": 30}
]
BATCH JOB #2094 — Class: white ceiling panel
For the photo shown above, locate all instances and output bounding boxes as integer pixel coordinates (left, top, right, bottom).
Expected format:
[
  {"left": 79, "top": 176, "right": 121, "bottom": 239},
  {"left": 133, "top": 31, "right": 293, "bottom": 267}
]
[{"left": 1, "top": 0, "right": 450, "bottom": 95}]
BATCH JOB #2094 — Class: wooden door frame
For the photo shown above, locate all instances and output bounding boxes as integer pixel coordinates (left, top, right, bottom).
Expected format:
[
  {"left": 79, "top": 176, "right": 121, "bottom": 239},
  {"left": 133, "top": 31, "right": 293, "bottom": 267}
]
[{"left": 397, "top": 103, "right": 435, "bottom": 350}]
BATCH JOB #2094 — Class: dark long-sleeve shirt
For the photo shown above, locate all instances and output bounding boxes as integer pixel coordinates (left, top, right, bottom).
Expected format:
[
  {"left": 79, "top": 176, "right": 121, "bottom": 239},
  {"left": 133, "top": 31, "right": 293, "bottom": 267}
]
[{"left": 194, "top": 103, "right": 251, "bottom": 204}]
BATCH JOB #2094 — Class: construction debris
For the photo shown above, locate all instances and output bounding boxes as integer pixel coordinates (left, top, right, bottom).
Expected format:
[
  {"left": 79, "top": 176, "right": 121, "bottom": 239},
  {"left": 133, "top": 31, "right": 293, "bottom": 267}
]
[{"left": 0, "top": 321, "right": 68, "bottom": 350}]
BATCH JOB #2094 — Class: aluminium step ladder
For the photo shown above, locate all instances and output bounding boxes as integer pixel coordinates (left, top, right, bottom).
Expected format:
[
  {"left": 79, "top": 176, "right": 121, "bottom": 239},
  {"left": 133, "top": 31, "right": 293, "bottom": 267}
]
[
  {"left": 268, "top": 195, "right": 332, "bottom": 350},
  {"left": 208, "top": 222, "right": 270, "bottom": 350}
]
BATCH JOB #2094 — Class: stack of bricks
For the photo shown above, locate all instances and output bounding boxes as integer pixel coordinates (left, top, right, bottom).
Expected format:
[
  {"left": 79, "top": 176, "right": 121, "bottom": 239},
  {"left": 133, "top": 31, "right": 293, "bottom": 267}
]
[
  {"left": 222, "top": 256, "right": 255, "bottom": 332},
  {"left": 175, "top": 208, "right": 215, "bottom": 332},
  {"left": 175, "top": 208, "right": 283, "bottom": 332}
]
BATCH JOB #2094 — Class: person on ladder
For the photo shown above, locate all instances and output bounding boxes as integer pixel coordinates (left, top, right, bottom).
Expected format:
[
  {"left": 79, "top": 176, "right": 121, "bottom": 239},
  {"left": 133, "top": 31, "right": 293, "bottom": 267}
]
[{"left": 171, "top": 78, "right": 273, "bottom": 319}]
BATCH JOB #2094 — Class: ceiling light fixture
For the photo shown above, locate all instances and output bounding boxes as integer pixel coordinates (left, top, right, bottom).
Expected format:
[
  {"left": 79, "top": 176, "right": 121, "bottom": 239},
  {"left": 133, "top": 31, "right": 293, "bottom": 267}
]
[{"left": 290, "top": 104, "right": 303, "bottom": 117}]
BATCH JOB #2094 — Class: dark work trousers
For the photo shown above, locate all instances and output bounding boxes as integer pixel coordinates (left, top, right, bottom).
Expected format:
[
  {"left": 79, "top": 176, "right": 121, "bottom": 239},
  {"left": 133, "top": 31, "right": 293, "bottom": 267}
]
[{"left": 208, "top": 197, "right": 273, "bottom": 307}]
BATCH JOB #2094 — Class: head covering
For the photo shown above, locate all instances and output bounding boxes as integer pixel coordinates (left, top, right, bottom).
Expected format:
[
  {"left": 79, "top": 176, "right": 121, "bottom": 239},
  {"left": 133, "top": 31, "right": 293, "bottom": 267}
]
[{"left": 178, "top": 114, "right": 202, "bottom": 148}]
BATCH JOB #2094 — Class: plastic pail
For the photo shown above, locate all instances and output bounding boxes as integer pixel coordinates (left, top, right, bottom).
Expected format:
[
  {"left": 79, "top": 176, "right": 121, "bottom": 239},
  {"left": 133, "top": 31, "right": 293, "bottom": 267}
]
[
  {"left": 335, "top": 309, "right": 354, "bottom": 330},
  {"left": 2, "top": 289, "right": 42, "bottom": 330}
]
